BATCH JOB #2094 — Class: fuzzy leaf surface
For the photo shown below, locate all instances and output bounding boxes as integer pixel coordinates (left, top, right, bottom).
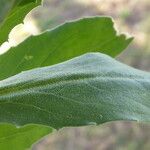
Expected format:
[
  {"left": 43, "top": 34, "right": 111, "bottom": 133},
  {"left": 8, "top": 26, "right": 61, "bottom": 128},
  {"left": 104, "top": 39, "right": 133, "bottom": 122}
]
[{"left": 0, "top": 53, "right": 149, "bottom": 129}]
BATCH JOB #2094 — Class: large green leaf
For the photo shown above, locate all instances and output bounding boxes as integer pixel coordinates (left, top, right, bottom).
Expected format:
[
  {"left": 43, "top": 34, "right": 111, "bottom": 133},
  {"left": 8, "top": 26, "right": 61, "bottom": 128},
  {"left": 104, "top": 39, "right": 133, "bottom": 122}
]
[
  {"left": 0, "top": 123, "right": 52, "bottom": 150},
  {"left": 0, "top": 53, "right": 149, "bottom": 129},
  {"left": 0, "top": 0, "right": 42, "bottom": 45},
  {"left": 0, "top": 17, "right": 133, "bottom": 80}
]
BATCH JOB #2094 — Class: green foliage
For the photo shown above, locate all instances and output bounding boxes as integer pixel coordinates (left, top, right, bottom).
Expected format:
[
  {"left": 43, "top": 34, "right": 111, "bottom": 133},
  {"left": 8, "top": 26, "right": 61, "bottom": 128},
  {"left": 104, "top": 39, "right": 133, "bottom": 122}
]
[
  {"left": 0, "top": 53, "right": 150, "bottom": 129},
  {"left": 0, "top": 0, "right": 11, "bottom": 23},
  {"left": 0, "top": 17, "right": 132, "bottom": 80},
  {"left": 0, "top": 124, "right": 52, "bottom": 150},
  {"left": 0, "top": 0, "right": 149, "bottom": 150},
  {"left": 0, "top": 0, "right": 42, "bottom": 45}
]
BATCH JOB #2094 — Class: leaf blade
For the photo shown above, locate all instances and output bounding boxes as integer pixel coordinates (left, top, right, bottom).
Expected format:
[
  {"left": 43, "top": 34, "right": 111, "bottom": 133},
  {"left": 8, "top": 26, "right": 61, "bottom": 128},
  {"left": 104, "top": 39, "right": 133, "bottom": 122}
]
[
  {"left": 0, "top": 53, "right": 149, "bottom": 129},
  {"left": 0, "top": 17, "right": 133, "bottom": 80},
  {"left": 0, "top": 123, "right": 53, "bottom": 150},
  {"left": 0, "top": 0, "right": 42, "bottom": 45}
]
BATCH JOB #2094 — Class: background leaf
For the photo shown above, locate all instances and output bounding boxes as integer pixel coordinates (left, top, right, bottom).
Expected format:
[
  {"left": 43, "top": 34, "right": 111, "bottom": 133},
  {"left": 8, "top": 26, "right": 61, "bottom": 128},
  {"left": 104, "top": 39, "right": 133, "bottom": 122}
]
[
  {"left": 0, "top": 53, "right": 149, "bottom": 129},
  {"left": 0, "top": 0, "right": 12, "bottom": 23},
  {"left": 0, "top": 17, "right": 133, "bottom": 80},
  {"left": 0, "top": 0, "right": 42, "bottom": 45},
  {"left": 0, "top": 123, "right": 53, "bottom": 150}
]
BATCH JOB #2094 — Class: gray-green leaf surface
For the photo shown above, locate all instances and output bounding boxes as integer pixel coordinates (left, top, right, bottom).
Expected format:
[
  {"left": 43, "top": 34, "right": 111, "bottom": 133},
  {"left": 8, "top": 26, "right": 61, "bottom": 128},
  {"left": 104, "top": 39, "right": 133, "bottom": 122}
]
[
  {"left": 0, "top": 53, "right": 149, "bottom": 129},
  {"left": 0, "top": 17, "right": 132, "bottom": 80}
]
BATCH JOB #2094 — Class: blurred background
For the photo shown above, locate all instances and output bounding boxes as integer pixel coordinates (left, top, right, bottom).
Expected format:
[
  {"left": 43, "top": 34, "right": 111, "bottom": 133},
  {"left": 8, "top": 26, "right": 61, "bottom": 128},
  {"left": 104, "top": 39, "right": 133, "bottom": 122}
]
[{"left": 0, "top": 0, "right": 150, "bottom": 150}]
